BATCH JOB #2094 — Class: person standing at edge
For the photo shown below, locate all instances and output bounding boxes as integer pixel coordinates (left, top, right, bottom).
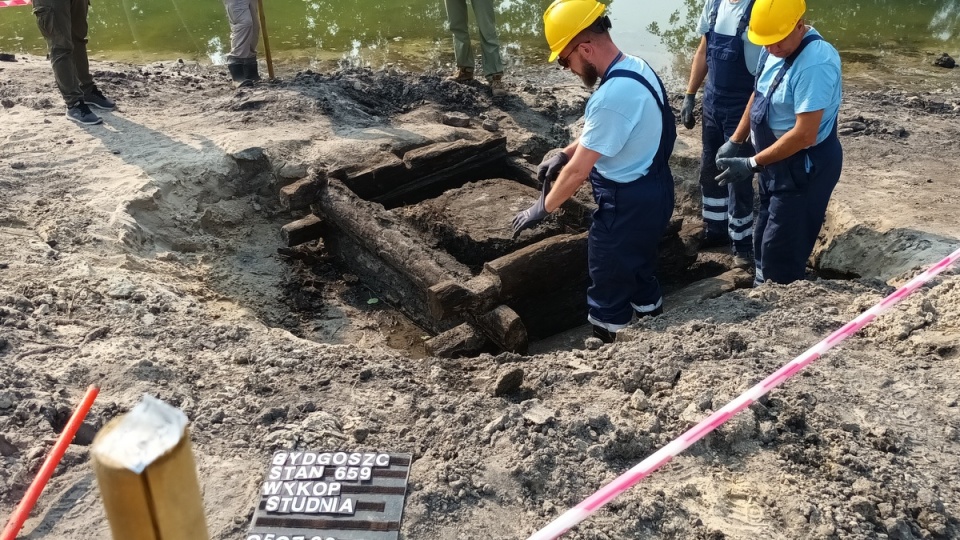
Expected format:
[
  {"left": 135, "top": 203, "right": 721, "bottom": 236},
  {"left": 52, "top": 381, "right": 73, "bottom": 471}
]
[
  {"left": 681, "top": 0, "right": 760, "bottom": 264},
  {"left": 512, "top": 0, "right": 676, "bottom": 344},
  {"left": 713, "top": 0, "right": 842, "bottom": 286},
  {"left": 223, "top": 0, "right": 261, "bottom": 87},
  {"left": 443, "top": 0, "right": 506, "bottom": 96},
  {"left": 31, "top": 0, "right": 116, "bottom": 125}
]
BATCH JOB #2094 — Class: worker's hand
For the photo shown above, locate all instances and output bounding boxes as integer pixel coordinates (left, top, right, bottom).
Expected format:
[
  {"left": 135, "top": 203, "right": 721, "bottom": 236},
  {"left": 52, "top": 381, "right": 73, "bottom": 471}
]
[
  {"left": 512, "top": 196, "right": 549, "bottom": 239},
  {"left": 537, "top": 151, "right": 569, "bottom": 193},
  {"left": 680, "top": 93, "right": 697, "bottom": 129},
  {"left": 715, "top": 157, "right": 756, "bottom": 186},
  {"left": 716, "top": 138, "right": 743, "bottom": 161}
]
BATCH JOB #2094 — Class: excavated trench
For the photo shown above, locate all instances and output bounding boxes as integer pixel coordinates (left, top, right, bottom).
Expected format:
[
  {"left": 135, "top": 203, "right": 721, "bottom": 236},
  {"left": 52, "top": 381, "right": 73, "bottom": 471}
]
[
  {"left": 111, "top": 134, "right": 957, "bottom": 360},
  {"left": 268, "top": 133, "right": 959, "bottom": 358},
  {"left": 271, "top": 134, "right": 702, "bottom": 357}
]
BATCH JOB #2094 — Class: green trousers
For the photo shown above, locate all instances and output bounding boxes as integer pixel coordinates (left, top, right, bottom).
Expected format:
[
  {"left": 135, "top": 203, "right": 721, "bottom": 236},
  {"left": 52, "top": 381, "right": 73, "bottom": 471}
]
[
  {"left": 32, "top": 0, "right": 94, "bottom": 106},
  {"left": 444, "top": 0, "right": 503, "bottom": 77}
]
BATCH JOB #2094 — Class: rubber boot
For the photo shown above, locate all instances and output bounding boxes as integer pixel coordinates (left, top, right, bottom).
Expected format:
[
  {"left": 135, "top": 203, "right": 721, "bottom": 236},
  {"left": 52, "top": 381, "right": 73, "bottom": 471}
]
[
  {"left": 244, "top": 58, "right": 261, "bottom": 83},
  {"left": 227, "top": 63, "right": 246, "bottom": 84}
]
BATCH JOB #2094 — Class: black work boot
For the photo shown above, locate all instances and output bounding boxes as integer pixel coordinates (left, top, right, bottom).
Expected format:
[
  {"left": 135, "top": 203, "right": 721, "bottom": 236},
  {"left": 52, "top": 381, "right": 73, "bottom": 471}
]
[
  {"left": 592, "top": 325, "right": 617, "bottom": 344},
  {"left": 243, "top": 58, "right": 261, "bottom": 82},
  {"left": 227, "top": 63, "right": 246, "bottom": 84}
]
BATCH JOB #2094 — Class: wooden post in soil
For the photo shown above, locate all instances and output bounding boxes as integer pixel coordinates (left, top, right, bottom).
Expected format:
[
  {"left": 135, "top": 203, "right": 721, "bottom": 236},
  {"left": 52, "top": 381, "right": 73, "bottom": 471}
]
[
  {"left": 257, "top": 0, "right": 275, "bottom": 80},
  {"left": 91, "top": 397, "right": 209, "bottom": 540}
]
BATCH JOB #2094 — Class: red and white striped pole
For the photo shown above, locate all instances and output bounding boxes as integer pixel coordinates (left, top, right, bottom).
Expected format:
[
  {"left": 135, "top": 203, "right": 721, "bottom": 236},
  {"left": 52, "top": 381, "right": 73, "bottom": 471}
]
[{"left": 528, "top": 248, "right": 960, "bottom": 540}]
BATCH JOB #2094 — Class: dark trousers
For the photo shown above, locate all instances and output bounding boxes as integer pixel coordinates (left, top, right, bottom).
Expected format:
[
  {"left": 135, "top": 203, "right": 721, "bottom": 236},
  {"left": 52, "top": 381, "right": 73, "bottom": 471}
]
[
  {"left": 699, "top": 105, "right": 755, "bottom": 252},
  {"left": 587, "top": 169, "right": 674, "bottom": 328},
  {"left": 754, "top": 136, "right": 842, "bottom": 285},
  {"left": 32, "top": 0, "right": 93, "bottom": 106}
]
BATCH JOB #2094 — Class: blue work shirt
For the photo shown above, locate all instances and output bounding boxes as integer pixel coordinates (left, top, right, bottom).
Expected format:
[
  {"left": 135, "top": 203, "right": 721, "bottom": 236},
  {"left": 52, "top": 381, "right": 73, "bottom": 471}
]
[
  {"left": 754, "top": 27, "right": 842, "bottom": 145},
  {"left": 697, "top": 0, "right": 763, "bottom": 76},
  {"left": 580, "top": 55, "right": 664, "bottom": 183}
]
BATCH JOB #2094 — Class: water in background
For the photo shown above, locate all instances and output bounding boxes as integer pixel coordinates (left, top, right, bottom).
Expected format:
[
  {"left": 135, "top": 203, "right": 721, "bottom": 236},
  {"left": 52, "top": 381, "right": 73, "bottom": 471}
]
[{"left": 1, "top": 0, "right": 959, "bottom": 85}]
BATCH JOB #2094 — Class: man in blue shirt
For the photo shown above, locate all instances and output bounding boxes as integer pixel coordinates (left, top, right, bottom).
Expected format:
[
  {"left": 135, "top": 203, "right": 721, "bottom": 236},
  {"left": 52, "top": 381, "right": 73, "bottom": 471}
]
[
  {"left": 682, "top": 0, "right": 761, "bottom": 264},
  {"left": 714, "top": 0, "right": 842, "bottom": 286},
  {"left": 512, "top": 0, "right": 676, "bottom": 343}
]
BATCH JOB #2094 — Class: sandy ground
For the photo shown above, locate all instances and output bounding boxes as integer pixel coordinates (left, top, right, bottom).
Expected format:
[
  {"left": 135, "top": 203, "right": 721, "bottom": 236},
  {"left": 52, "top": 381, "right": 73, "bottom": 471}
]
[{"left": 1, "top": 53, "right": 959, "bottom": 539}]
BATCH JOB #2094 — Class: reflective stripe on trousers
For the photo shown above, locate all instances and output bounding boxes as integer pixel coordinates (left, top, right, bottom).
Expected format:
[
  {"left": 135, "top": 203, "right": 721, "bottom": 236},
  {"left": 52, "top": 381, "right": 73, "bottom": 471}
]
[
  {"left": 699, "top": 0, "right": 756, "bottom": 249},
  {"left": 587, "top": 168, "right": 674, "bottom": 328}
]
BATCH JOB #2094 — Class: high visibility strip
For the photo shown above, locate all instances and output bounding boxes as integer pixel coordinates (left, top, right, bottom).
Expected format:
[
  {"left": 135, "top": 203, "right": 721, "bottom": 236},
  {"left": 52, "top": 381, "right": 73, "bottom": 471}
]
[
  {"left": 0, "top": 0, "right": 31, "bottom": 8},
  {"left": 702, "top": 210, "right": 727, "bottom": 221},
  {"left": 702, "top": 196, "right": 727, "bottom": 207},
  {"left": 630, "top": 297, "right": 663, "bottom": 314},
  {"left": 754, "top": 267, "right": 765, "bottom": 285},
  {"left": 526, "top": 247, "right": 960, "bottom": 540},
  {"left": 728, "top": 214, "right": 753, "bottom": 227},
  {"left": 586, "top": 314, "right": 629, "bottom": 332}
]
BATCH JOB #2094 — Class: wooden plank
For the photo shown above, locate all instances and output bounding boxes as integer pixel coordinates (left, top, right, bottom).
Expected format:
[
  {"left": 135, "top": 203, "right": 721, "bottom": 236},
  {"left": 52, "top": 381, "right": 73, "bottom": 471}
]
[
  {"left": 484, "top": 232, "right": 588, "bottom": 299},
  {"left": 313, "top": 179, "right": 470, "bottom": 291},
  {"left": 279, "top": 175, "right": 326, "bottom": 211},
  {"left": 427, "top": 280, "right": 471, "bottom": 320},
  {"left": 314, "top": 180, "right": 530, "bottom": 349},
  {"left": 426, "top": 273, "right": 498, "bottom": 320},
  {"left": 476, "top": 305, "right": 527, "bottom": 354},
  {"left": 280, "top": 214, "right": 324, "bottom": 247},
  {"left": 503, "top": 156, "right": 538, "bottom": 188},
  {"left": 401, "top": 136, "right": 506, "bottom": 172},
  {"left": 372, "top": 137, "right": 508, "bottom": 207},
  {"left": 341, "top": 154, "right": 409, "bottom": 200},
  {"left": 424, "top": 323, "right": 490, "bottom": 358},
  {"left": 323, "top": 232, "right": 455, "bottom": 334}
]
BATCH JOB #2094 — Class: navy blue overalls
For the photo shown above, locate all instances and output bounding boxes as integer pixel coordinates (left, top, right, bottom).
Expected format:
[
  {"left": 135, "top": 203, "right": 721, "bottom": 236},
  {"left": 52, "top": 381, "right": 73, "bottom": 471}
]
[
  {"left": 700, "top": 0, "right": 757, "bottom": 252},
  {"left": 587, "top": 58, "right": 676, "bottom": 330},
  {"left": 750, "top": 34, "right": 843, "bottom": 286}
]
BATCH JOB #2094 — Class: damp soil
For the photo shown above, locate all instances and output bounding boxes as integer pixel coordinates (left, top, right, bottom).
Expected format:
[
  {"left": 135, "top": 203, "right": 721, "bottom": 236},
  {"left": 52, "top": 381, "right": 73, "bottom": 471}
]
[{"left": 0, "top": 54, "right": 959, "bottom": 539}]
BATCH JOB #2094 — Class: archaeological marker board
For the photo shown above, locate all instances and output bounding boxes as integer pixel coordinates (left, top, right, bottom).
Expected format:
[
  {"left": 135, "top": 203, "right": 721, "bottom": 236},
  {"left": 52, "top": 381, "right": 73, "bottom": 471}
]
[{"left": 247, "top": 451, "right": 412, "bottom": 540}]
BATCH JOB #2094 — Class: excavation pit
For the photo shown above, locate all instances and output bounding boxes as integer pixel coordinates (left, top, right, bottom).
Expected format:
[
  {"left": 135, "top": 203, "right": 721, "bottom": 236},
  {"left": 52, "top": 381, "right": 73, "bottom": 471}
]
[{"left": 283, "top": 135, "right": 699, "bottom": 358}]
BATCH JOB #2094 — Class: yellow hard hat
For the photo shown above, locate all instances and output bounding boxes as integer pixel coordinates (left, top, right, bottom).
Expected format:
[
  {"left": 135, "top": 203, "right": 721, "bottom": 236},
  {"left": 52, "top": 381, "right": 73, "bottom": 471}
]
[
  {"left": 747, "top": 0, "right": 806, "bottom": 46},
  {"left": 543, "top": 0, "right": 607, "bottom": 62}
]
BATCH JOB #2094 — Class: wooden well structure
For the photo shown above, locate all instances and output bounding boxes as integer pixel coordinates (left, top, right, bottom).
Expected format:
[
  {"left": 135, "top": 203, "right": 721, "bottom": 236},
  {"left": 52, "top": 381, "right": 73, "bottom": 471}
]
[{"left": 278, "top": 135, "right": 692, "bottom": 357}]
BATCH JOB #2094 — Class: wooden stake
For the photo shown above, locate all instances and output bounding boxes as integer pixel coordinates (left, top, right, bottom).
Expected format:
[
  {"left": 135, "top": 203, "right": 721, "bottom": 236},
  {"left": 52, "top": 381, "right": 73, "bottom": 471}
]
[
  {"left": 257, "top": 0, "right": 275, "bottom": 80},
  {"left": 92, "top": 420, "right": 209, "bottom": 540}
]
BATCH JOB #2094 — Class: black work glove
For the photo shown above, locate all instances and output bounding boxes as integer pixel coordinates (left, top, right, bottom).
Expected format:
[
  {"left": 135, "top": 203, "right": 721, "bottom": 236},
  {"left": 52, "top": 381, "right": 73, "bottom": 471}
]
[
  {"left": 715, "top": 157, "right": 757, "bottom": 186},
  {"left": 715, "top": 138, "right": 743, "bottom": 162},
  {"left": 537, "top": 151, "right": 569, "bottom": 193},
  {"left": 680, "top": 93, "right": 696, "bottom": 129},
  {"left": 512, "top": 195, "right": 549, "bottom": 239}
]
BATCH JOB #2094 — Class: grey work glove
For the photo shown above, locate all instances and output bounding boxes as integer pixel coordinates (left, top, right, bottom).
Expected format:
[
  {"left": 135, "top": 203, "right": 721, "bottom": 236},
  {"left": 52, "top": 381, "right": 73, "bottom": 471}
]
[
  {"left": 512, "top": 195, "right": 549, "bottom": 239},
  {"left": 537, "top": 151, "right": 569, "bottom": 192},
  {"left": 680, "top": 93, "right": 696, "bottom": 129},
  {"left": 715, "top": 157, "right": 757, "bottom": 186},
  {"left": 716, "top": 138, "right": 743, "bottom": 162}
]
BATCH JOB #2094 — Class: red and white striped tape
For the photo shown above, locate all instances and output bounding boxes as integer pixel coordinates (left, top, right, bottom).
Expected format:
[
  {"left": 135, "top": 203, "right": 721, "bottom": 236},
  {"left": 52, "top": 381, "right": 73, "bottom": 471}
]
[
  {"left": 528, "top": 247, "right": 960, "bottom": 540},
  {"left": 0, "top": 0, "right": 32, "bottom": 7}
]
